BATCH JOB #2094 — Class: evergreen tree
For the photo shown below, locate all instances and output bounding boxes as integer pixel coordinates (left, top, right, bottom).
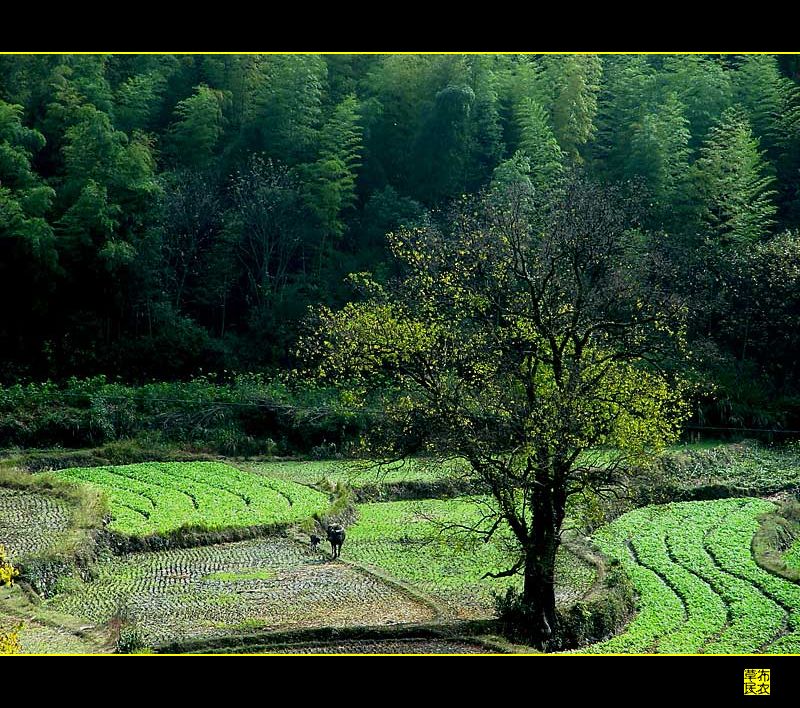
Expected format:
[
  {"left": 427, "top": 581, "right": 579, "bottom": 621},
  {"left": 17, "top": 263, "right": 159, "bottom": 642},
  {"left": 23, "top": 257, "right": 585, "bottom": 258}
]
[
  {"left": 412, "top": 84, "right": 475, "bottom": 202},
  {"left": 491, "top": 150, "right": 534, "bottom": 193},
  {"left": 304, "top": 94, "right": 363, "bottom": 238},
  {"left": 57, "top": 179, "right": 120, "bottom": 258},
  {"left": 66, "top": 55, "right": 114, "bottom": 114},
  {"left": 514, "top": 97, "right": 564, "bottom": 190},
  {"left": 494, "top": 55, "right": 547, "bottom": 154},
  {"left": 464, "top": 56, "right": 505, "bottom": 189},
  {"left": 733, "top": 55, "right": 800, "bottom": 228},
  {"left": 538, "top": 54, "right": 602, "bottom": 162},
  {"left": 0, "top": 100, "right": 58, "bottom": 330},
  {"left": 114, "top": 71, "right": 167, "bottom": 134},
  {"left": 363, "top": 55, "right": 469, "bottom": 195},
  {"left": 626, "top": 92, "right": 692, "bottom": 224},
  {"left": 62, "top": 105, "right": 128, "bottom": 191},
  {"left": 246, "top": 55, "right": 327, "bottom": 165},
  {"left": 197, "top": 55, "right": 264, "bottom": 136},
  {"left": 591, "top": 54, "right": 657, "bottom": 180},
  {"left": 167, "top": 84, "right": 227, "bottom": 169},
  {"left": 0, "top": 52, "right": 799, "bottom": 384},
  {"left": 662, "top": 55, "right": 732, "bottom": 149},
  {"left": 733, "top": 55, "right": 793, "bottom": 156},
  {"left": 693, "top": 107, "right": 777, "bottom": 247}
]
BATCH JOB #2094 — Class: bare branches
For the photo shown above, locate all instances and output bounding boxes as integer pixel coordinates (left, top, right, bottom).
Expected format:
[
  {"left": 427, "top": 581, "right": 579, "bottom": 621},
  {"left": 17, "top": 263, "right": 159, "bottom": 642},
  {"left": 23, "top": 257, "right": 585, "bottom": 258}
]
[
  {"left": 482, "top": 557, "right": 524, "bottom": 580},
  {"left": 299, "top": 172, "right": 689, "bottom": 626}
]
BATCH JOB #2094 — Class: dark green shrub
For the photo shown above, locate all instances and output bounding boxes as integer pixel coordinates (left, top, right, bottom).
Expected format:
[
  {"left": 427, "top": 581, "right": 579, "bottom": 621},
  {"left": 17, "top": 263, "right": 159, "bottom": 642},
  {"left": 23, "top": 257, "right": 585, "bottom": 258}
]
[
  {"left": 494, "top": 560, "right": 634, "bottom": 651},
  {"left": 494, "top": 587, "right": 554, "bottom": 647},
  {"left": 0, "top": 375, "right": 379, "bottom": 456},
  {"left": 558, "top": 563, "right": 635, "bottom": 648},
  {"left": 18, "top": 556, "right": 74, "bottom": 598}
]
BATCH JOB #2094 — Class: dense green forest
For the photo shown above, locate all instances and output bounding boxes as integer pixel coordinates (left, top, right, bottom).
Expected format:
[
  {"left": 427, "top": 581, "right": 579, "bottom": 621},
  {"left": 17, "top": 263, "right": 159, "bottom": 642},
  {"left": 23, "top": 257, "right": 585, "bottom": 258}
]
[{"left": 1, "top": 54, "right": 800, "bottom": 431}]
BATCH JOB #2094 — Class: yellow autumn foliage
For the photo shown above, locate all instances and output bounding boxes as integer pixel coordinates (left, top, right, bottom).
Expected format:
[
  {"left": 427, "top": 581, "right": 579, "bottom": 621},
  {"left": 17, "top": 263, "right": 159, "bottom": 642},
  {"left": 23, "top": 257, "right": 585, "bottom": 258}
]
[
  {"left": 0, "top": 544, "right": 19, "bottom": 587},
  {"left": 0, "top": 624, "right": 22, "bottom": 655},
  {"left": 0, "top": 546, "right": 23, "bottom": 654}
]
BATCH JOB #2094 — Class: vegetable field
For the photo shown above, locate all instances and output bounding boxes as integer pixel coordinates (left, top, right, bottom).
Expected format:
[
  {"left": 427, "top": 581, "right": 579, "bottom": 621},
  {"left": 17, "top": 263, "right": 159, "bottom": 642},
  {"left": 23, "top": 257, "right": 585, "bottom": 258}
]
[
  {"left": 786, "top": 540, "right": 800, "bottom": 573},
  {"left": 52, "top": 462, "right": 327, "bottom": 536},
  {"left": 5, "top": 446, "right": 800, "bottom": 654},
  {"left": 47, "top": 536, "right": 434, "bottom": 646},
  {"left": 244, "top": 458, "right": 471, "bottom": 487},
  {"left": 583, "top": 498, "right": 800, "bottom": 654},
  {"left": 0, "top": 488, "right": 71, "bottom": 560},
  {"left": 347, "top": 498, "right": 596, "bottom": 618}
]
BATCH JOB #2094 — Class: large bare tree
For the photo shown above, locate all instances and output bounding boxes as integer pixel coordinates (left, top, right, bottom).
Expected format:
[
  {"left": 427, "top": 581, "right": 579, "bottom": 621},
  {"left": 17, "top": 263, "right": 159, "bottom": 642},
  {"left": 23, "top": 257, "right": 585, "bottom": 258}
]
[{"left": 299, "top": 175, "right": 689, "bottom": 647}]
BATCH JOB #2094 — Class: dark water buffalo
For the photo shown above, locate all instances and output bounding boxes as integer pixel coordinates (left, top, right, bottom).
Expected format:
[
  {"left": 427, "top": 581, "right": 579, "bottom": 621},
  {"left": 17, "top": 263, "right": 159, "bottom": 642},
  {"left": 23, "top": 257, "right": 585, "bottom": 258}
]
[
  {"left": 310, "top": 534, "right": 321, "bottom": 551},
  {"left": 326, "top": 524, "right": 346, "bottom": 559}
]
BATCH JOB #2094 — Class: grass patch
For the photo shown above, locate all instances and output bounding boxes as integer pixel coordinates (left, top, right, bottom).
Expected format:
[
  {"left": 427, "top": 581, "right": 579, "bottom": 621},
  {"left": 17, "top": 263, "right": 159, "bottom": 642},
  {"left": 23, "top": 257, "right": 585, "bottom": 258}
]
[
  {"left": 241, "top": 457, "right": 472, "bottom": 487},
  {"left": 751, "top": 499, "right": 800, "bottom": 582},
  {"left": 636, "top": 441, "right": 800, "bottom": 504},
  {"left": 346, "top": 497, "right": 595, "bottom": 619}
]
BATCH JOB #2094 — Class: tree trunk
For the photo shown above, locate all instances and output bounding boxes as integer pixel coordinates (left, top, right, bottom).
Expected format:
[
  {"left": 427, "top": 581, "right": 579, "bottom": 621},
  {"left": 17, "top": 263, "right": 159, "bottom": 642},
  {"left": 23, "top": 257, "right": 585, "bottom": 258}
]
[{"left": 522, "top": 479, "right": 562, "bottom": 647}]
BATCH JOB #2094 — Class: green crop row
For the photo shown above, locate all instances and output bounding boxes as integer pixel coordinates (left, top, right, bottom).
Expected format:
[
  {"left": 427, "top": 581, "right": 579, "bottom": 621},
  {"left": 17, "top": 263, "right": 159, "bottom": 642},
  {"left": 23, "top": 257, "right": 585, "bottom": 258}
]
[
  {"left": 582, "top": 498, "right": 798, "bottom": 654},
  {"left": 663, "top": 501, "right": 782, "bottom": 653},
  {"left": 52, "top": 462, "right": 327, "bottom": 537},
  {"left": 704, "top": 499, "right": 800, "bottom": 653},
  {"left": 631, "top": 509, "right": 727, "bottom": 654},
  {"left": 0, "top": 488, "right": 72, "bottom": 561},
  {"left": 581, "top": 510, "right": 685, "bottom": 653},
  {"left": 786, "top": 540, "right": 800, "bottom": 573}
]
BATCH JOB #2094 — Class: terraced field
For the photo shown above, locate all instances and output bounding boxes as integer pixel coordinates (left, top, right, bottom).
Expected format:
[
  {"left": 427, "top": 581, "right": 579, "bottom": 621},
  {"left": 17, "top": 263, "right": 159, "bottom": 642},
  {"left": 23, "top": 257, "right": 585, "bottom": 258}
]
[
  {"left": 0, "top": 487, "right": 71, "bottom": 560},
  {"left": 52, "top": 462, "right": 327, "bottom": 536},
  {"left": 582, "top": 498, "right": 800, "bottom": 654},
  {"left": 347, "top": 498, "right": 596, "bottom": 618},
  {"left": 46, "top": 537, "right": 435, "bottom": 646},
  {"left": 244, "top": 458, "right": 471, "bottom": 487},
  {"left": 14, "top": 448, "right": 799, "bottom": 654}
]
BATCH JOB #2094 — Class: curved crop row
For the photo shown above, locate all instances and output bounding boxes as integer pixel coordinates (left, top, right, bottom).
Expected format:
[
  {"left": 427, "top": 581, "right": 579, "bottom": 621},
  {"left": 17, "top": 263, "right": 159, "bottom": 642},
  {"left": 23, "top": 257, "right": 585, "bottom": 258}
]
[
  {"left": 584, "top": 498, "right": 799, "bottom": 654},
  {"left": 582, "top": 509, "right": 685, "bottom": 653},
  {"left": 704, "top": 499, "right": 800, "bottom": 653},
  {"left": 52, "top": 462, "right": 327, "bottom": 536},
  {"left": 630, "top": 509, "right": 727, "bottom": 654},
  {"left": 664, "top": 500, "right": 783, "bottom": 653}
]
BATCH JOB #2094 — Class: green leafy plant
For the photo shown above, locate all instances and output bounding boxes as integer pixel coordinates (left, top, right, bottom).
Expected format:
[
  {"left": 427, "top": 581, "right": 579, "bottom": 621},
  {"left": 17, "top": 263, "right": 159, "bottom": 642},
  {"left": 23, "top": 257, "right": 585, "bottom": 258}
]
[
  {"left": 53, "top": 461, "right": 327, "bottom": 537},
  {"left": 581, "top": 498, "right": 800, "bottom": 654}
]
